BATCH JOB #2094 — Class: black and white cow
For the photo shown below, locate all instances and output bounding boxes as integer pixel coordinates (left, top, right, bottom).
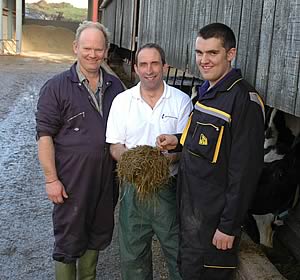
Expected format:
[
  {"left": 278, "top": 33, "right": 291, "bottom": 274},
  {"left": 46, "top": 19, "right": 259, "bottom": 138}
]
[{"left": 245, "top": 106, "right": 300, "bottom": 247}]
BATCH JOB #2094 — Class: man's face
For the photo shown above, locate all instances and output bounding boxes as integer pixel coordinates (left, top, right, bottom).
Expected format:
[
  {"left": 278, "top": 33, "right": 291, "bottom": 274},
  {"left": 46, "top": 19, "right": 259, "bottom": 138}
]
[
  {"left": 195, "top": 36, "right": 236, "bottom": 87},
  {"left": 134, "top": 48, "right": 165, "bottom": 91},
  {"left": 73, "top": 28, "right": 107, "bottom": 76}
]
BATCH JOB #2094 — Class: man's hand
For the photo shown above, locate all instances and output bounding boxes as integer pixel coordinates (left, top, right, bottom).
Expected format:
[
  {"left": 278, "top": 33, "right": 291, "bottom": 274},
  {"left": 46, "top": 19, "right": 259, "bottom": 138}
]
[
  {"left": 212, "top": 229, "right": 235, "bottom": 250},
  {"left": 156, "top": 134, "right": 178, "bottom": 151},
  {"left": 46, "top": 180, "right": 68, "bottom": 204}
]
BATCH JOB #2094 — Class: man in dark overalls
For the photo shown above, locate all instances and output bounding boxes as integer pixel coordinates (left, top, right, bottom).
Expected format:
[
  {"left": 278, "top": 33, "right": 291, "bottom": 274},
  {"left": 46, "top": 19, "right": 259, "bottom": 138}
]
[
  {"left": 157, "top": 23, "right": 265, "bottom": 279},
  {"left": 36, "top": 21, "right": 124, "bottom": 279}
]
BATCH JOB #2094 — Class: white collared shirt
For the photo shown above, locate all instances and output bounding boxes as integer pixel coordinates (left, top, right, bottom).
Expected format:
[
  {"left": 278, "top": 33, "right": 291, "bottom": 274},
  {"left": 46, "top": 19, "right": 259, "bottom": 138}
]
[
  {"left": 106, "top": 81, "right": 193, "bottom": 174},
  {"left": 106, "top": 81, "right": 192, "bottom": 147}
]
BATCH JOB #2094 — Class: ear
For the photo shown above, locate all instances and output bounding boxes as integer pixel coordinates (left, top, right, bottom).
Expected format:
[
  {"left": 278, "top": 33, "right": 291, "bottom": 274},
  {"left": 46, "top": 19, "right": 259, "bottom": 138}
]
[
  {"left": 73, "top": 40, "right": 78, "bottom": 55},
  {"left": 163, "top": 63, "right": 169, "bottom": 74},
  {"left": 134, "top": 64, "right": 138, "bottom": 73},
  {"left": 227, "top": 48, "right": 236, "bottom": 62}
]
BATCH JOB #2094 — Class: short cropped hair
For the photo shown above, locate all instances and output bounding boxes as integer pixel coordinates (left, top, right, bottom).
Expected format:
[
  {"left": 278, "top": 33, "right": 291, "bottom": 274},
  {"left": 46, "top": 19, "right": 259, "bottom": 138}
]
[
  {"left": 75, "top": 20, "right": 110, "bottom": 49},
  {"left": 198, "top": 23, "right": 236, "bottom": 50},
  {"left": 135, "top": 43, "right": 166, "bottom": 65}
]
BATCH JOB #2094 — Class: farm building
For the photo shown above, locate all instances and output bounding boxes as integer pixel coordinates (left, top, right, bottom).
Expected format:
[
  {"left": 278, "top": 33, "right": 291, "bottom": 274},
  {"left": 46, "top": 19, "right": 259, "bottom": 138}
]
[
  {"left": 0, "top": 0, "right": 22, "bottom": 53},
  {"left": 100, "top": 0, "right": 300, "bottom": 118},
  {"left": 0, "top": 0, "right": 97, "bottom": 54}
]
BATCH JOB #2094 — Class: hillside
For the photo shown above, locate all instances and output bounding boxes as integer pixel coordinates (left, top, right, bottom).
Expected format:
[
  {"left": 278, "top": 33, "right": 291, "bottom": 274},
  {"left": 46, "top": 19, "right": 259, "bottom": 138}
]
[{"left": 25, "top": 0, "right": 87, "bottom": 22}]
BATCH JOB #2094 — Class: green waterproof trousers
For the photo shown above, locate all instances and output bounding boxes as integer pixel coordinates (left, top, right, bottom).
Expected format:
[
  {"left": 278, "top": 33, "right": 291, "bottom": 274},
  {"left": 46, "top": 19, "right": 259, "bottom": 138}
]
[{"left": 119, "top": 178, "right": 181, "bottom": 280}]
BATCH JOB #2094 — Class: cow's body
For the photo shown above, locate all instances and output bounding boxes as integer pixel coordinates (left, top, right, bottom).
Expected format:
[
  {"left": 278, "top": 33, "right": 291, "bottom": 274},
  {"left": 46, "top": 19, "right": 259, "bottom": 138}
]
[{"left": 246, "top": 106, "right": 300, "bottom": 247}]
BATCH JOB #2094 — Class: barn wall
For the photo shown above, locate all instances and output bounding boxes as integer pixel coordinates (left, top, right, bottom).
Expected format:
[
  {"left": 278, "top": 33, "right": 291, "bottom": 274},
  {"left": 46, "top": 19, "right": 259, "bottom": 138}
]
[
  {"left": 101, "top": 0, "right": 117, "bottom": 43},
  {"left": 102, "top": 0, "right": 136, "bottom": 50},
  {"left": 100, "top": 0, "right": 300, "bottom": 117}
]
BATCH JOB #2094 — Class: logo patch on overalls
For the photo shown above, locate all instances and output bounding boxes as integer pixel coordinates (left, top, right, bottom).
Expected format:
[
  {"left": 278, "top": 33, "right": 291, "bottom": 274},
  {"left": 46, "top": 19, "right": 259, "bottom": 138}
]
[{"left": 199, "top": 134, "right": 208, "bottom": 145}]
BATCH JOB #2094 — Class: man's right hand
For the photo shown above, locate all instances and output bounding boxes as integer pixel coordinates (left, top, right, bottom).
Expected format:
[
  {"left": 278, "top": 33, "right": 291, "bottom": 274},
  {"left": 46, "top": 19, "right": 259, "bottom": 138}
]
[
  {"left": 46, "top": 180, "right": 68, "bottom": 204},
  {"left": 156, "top": 134, "right": 178, "bottom": 151}
]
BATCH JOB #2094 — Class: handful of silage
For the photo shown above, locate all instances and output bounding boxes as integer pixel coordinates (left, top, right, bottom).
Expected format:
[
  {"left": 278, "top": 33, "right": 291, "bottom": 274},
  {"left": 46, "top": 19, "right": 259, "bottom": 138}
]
[{"left": 117, "top": 145, "right": 170, "bottom": 199}]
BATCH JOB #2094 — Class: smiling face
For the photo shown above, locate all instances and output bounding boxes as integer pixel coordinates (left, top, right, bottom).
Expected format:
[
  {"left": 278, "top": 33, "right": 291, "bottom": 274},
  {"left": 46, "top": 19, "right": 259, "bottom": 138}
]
[
  {"left": 73, "top": 27, "right": 107, "bottom": 77},
  {"left": 134, "top": 47, "right": 165, "bottom": 92},
  {"left": 195, "top": 36, "right": 236, "bottom": 87}
]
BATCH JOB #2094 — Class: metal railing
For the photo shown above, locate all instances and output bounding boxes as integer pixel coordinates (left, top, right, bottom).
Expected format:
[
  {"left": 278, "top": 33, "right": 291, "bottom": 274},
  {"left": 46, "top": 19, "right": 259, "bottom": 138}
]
[{"left": 165, "top": 66, "right": 203, "bottom": 97}]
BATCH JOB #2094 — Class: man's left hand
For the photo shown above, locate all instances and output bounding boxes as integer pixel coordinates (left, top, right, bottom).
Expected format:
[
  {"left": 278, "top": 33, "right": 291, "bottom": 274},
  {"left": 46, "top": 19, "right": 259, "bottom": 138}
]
[{"left": 212, "top": 229, "right": 235, "bottom": 250}]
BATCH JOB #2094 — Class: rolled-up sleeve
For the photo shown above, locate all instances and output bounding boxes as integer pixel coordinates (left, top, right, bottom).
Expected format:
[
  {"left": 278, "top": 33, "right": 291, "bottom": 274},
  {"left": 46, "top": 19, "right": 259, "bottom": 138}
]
[{"left": 36, "top": 81, "right": 62, "bottom": 139}]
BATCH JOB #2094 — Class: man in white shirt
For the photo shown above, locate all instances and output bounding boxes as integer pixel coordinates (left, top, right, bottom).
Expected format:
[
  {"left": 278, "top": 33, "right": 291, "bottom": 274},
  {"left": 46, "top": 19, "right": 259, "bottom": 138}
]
[{"left": 106, "top": 43, "right": 192, "bottom": 279}]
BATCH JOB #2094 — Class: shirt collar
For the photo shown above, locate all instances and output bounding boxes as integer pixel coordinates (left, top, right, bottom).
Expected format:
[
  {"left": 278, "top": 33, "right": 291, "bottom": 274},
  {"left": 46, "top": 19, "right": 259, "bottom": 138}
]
[
  {"left": 76, "top": 62, "right": 103, "bottom": 88},
  {"left": 76, "top": 62, "right": 86, "bottom": 83},
  {"left": 198, "top": 68, "right": 236, "bottom": 98},
  {"left": 133, "top": 81, "right": 170, "bottom": 99}
]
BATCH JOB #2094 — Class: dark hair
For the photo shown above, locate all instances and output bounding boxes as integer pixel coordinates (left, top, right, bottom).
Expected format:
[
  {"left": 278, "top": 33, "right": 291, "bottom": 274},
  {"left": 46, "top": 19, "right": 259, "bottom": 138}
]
[
  {"left": 135, "top": 43, "right": 166, "bottom": 65},
  {"left": 198, "top": 23, "right": 236, "bottom": 50}
]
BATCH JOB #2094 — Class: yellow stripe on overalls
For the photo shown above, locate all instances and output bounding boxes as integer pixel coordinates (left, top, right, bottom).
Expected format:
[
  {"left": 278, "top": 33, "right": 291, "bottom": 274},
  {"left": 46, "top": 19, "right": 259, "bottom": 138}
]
[
  {"left": 180, "top": 113, "right": 193, "bottom": 145},
  {"left": 212, "top": 126, "right": 224, "bottom": 163},
  {"left": 195, "top": 102, "right": 231, "bottom": 123},
  {"left": 226, "top": 78, "right": 243, "bottom": 91},
  {"left": 204, "top": 265, "right": 237, "bottom": 269}
]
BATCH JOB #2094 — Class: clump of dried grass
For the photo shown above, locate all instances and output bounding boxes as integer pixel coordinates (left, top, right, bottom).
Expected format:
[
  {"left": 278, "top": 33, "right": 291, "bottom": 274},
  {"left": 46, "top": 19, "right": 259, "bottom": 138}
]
[{"left": 117, "top": 145, "right": 170, "bottom": 200}]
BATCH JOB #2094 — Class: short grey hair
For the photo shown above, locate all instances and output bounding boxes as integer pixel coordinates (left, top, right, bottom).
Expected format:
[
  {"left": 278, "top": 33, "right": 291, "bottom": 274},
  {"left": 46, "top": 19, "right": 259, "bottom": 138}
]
[{"left": 75, "top": 21, "right": 110, "bottom": 49}]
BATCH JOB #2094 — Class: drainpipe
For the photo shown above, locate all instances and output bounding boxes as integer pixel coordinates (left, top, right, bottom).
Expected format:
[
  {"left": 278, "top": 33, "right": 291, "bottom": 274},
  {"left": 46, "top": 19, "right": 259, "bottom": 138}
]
[{"left": 92, "top": 0, "right": 98, "bottom": 22}]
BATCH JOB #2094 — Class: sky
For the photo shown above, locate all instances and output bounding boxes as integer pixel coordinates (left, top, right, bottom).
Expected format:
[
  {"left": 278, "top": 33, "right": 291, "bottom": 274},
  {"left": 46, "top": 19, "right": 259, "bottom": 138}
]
[{"left": 26, "top": 0, "right": 88, "bottom": 9}]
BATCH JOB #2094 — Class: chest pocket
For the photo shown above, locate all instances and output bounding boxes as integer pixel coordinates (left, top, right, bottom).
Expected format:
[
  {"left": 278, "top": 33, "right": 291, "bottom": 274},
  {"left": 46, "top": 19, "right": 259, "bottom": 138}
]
[
  {"left": 181, "top": 102, "right": 231, "bottom": 164},
  {"left": 66, "top": 111, "right": 85, "bottom": 132}
]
